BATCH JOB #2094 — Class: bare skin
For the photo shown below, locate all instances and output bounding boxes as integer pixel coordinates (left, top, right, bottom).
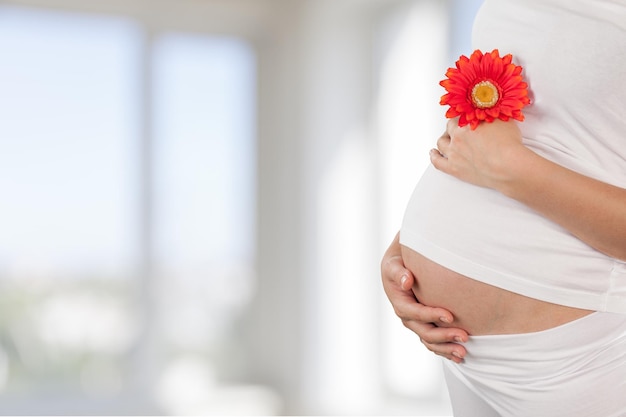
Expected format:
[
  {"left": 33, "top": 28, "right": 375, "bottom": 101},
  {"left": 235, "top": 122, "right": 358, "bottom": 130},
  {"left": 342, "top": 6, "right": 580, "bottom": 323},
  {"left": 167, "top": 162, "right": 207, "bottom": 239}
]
[
  {"left": 382, "top": 232, "right": 592, "bottom": 363},
  {"left": 401, "top": 246, "right": 592, "bottom": 337}
]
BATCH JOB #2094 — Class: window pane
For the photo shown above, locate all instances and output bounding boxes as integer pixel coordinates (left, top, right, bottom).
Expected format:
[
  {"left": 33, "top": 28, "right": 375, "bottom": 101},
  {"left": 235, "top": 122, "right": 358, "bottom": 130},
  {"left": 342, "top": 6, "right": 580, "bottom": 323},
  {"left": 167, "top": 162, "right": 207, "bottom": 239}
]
[
  {"left": 152, "top": 35, "right": 256, "bottom": 268},
  {"left": 0, "top": 5, "right": 140, "bottom": 403},
  {"left": 151, "top": 34, "right": 257, "bottom": 413},
  {"left": 0, "top": 6, "right": 140, "bottom": 279}
]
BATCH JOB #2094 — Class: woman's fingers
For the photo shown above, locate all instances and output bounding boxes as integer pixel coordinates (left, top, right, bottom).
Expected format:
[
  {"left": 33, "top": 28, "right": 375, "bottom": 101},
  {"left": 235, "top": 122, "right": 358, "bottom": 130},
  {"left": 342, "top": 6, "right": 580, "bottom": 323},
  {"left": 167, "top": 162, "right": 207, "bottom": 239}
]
[
  {"left": 381, "top": 232, "right": 468, "bottom": 362},
  {"left": 396, "top": 302, "right": 469, "bottom": 362},
  {"left": 436, "top": 131, "right": 451, "bottom": 158},
  {"left": 403, "top": 319, "right": 468, "bottom": 362}
]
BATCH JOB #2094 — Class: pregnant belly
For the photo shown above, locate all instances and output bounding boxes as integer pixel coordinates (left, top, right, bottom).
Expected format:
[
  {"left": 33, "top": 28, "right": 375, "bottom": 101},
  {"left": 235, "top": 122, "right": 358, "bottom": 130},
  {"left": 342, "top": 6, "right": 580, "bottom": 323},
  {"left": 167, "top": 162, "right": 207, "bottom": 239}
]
[{"left": 400, "top": 245, "right": 593, "bottom": 336}]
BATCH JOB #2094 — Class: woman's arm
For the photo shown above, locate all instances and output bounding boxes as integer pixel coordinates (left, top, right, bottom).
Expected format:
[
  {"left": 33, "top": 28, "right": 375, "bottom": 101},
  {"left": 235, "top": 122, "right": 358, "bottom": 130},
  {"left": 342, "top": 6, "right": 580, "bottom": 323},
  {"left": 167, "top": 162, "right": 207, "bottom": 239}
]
[
  {"left": 432, "top": 119, "right": 626, "bottom": 261},
  {"left": 381, "top": 232, "right": 468, "bottom": 363}
]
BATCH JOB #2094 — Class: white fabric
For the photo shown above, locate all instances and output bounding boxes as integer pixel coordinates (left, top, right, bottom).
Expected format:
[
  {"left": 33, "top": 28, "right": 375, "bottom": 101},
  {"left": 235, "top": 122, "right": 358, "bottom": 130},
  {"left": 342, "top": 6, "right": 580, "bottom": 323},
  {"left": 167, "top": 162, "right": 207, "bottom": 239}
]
[
  {"left": 400, "top": 0, "right": 626, "bottom": 312},
  {"left": 443, "top": 312, "right": 626, "bottom": 416}
]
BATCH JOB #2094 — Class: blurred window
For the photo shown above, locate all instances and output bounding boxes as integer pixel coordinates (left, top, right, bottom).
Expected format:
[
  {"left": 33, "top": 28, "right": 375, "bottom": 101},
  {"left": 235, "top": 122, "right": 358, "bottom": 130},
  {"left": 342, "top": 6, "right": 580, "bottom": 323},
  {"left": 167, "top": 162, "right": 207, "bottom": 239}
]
[
  {"left": 0, "top": 5, "right": 256, "bottom": 413},
  {"left": 0, "top": 8, "right": 141, "bottom": 405},
  {"left": 150, "top": 34, "right": 259, "bottom": 413}
]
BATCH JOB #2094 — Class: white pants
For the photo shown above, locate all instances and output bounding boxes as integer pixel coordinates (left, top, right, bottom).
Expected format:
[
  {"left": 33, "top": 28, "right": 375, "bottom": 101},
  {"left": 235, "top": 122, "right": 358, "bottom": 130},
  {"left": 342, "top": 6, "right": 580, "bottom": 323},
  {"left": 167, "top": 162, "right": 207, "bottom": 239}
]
[{"left": 443, "top": 312, "right": 626, "bottom": 417}]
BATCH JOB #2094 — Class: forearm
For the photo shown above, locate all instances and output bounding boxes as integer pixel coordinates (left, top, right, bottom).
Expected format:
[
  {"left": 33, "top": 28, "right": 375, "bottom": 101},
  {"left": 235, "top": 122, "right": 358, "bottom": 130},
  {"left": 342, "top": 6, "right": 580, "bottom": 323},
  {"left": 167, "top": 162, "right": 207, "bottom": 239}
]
[{"left": 498, "top": 146, "right": 626, "bottom": 261}]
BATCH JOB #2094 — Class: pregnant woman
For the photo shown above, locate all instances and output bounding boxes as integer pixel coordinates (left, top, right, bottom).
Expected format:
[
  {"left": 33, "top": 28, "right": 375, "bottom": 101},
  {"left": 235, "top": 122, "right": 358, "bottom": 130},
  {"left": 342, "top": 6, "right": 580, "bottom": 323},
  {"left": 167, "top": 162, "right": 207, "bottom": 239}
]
[{"left": 381, "top": 1, "right": 626, "bottom": 416}]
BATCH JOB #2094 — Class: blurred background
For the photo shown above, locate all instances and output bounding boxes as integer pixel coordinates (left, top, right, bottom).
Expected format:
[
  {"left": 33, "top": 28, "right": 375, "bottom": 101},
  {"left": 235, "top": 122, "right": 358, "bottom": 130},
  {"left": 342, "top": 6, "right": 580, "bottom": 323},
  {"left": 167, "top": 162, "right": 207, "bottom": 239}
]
[{"left": 0, "top": 0, "right": 482, "bottom": 414}]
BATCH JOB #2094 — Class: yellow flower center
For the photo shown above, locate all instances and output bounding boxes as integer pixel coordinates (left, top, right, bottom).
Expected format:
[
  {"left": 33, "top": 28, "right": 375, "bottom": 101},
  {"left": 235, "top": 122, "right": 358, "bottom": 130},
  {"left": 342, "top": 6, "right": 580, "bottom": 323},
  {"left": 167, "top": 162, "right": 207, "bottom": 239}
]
[{"left": 471, "top": 80, "right": 499, "bottom": 109}]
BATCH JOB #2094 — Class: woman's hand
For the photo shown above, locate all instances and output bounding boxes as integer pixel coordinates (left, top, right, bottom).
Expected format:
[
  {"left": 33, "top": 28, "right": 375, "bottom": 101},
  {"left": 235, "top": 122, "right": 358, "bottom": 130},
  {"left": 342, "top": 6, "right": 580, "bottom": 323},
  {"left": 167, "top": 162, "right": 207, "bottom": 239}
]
[
  {"left": 381, "top": 233, "right": 468, "bottom": 363},
  {"left": 430, "top": 119, "right": 526, "bottom": 190}
]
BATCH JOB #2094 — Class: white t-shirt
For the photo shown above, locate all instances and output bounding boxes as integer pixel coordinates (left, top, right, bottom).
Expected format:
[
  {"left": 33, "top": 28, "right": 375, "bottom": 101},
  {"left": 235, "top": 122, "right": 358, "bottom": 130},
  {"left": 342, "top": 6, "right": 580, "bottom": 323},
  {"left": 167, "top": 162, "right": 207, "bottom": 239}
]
[{"left": 400, "top": 0, "right": 626, "bottom": 312}]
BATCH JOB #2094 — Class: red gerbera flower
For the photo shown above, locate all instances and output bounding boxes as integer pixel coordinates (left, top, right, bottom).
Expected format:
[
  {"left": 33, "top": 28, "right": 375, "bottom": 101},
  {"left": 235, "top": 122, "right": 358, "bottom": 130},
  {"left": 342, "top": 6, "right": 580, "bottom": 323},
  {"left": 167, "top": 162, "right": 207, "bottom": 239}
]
[{"left": 440, "top": 49, "right": 531, "bottom": 130}]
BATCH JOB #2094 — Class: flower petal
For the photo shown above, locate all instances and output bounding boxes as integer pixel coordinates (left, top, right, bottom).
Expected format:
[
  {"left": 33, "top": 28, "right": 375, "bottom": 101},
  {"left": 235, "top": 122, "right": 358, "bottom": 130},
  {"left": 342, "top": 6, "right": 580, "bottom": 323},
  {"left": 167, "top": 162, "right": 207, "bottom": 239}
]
[{"left": 439, "top": 48, "right": 530, "bottom": 130}]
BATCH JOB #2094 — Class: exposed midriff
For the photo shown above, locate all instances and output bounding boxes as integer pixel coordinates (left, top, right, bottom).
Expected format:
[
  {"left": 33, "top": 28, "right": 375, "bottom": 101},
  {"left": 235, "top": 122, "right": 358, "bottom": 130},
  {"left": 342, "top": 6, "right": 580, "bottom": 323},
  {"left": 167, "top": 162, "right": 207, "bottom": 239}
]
[{"left": 400, "top": 246, "right": 592, "bottom": 336}]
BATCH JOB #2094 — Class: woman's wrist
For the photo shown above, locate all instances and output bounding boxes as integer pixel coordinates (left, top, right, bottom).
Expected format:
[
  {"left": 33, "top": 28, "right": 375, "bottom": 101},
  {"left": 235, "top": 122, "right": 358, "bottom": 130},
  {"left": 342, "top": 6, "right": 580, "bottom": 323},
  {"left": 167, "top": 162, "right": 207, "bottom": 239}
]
[{"left": 490, "top": 143, "right": 538, "bottom": 199}]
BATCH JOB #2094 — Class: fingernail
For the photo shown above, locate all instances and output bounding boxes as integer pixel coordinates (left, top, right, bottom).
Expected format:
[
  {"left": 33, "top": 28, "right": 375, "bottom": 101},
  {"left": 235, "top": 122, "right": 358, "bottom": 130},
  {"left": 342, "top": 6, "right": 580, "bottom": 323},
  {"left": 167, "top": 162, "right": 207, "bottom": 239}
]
[
  {"left": 452, "top": 351, "right": 463, "bottom": 359},
  {"left": 454, "top": 337, "right": 463, "bottom": 343},
  {"left": 440, "top": 316, "right": 451, "bottom": 324},
  {"left": 400, "top": 274, "right": 408, "bottom": 288}
]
